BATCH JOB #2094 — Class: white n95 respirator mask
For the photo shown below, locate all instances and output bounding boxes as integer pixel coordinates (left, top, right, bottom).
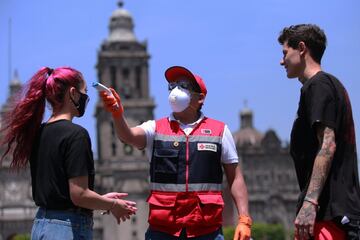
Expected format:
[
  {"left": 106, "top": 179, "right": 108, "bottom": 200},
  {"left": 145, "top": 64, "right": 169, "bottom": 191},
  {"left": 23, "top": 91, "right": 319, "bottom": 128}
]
[{"left": 168, "top": 87, "right": 191, "bottom": 113}]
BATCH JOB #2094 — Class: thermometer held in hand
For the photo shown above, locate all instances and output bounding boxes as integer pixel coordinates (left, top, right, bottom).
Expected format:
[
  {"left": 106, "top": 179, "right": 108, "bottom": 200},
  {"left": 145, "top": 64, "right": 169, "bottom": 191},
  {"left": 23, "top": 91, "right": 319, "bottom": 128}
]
[{"left": 92, "top": 82, "right": 119, "bottom": 109}]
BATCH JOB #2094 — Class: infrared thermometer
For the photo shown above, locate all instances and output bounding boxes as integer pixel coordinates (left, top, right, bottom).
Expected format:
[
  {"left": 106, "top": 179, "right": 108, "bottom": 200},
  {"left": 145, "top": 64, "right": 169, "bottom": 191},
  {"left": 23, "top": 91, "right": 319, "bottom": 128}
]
[{"left": 92, "top": 82, "right": 119, "bottom": 109}]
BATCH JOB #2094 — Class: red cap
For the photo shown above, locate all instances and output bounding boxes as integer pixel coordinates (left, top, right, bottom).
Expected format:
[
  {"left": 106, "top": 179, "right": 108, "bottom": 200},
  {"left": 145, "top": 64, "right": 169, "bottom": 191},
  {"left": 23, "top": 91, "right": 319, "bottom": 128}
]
[{"left": 165, "top": 66, "right": 207, "bottom": 95}]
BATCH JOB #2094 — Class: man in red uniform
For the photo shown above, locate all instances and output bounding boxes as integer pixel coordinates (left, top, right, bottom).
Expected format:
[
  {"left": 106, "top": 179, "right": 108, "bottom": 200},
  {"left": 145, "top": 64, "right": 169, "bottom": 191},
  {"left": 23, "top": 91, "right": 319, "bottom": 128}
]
[{"left": 101, "top": 66, "right": 252, "bottom": 240}]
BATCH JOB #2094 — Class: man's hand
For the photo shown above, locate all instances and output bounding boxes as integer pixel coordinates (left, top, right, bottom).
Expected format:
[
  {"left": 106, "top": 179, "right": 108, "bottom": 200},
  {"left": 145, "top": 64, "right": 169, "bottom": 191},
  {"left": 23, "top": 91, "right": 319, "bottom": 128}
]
[
  {"left": 100, "top": 88, "right": 123, "bottom": 118},
  {"left": 233, "top": 215, "right": 252, "bottom": 240},
  {"left": 294, "top": 201, "right": 317, "bottom": 240}
]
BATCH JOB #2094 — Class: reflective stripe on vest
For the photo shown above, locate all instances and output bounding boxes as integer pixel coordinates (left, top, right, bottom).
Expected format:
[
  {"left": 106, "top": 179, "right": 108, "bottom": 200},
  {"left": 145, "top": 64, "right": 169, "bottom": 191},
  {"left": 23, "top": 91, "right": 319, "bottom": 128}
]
[
  {"left": 154, "top": 134, "right": 222, "bottom": 144},
  {"left": 150, "top": 183, "right": 223, "bottom": 192}
]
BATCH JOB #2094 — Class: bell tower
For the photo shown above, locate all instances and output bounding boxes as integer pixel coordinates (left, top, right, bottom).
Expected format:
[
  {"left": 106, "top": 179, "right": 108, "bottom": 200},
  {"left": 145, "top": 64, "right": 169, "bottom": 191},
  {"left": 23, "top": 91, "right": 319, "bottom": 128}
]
[
  {"left": 95, "top": 1, "right": 155, "bottom": 239},
  {"left": 96, "top": 1, "right": 155, "bottom": 164}
]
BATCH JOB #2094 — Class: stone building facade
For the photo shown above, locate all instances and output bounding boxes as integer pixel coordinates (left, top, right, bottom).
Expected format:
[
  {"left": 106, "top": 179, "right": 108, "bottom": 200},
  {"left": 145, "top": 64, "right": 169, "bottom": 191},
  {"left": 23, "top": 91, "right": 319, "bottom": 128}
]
[
  {"left": 0, "top": 2, "right": 300, "bottom": 239},
  {"left": 233, "top": 106, "right": 299, "bottom": 230},
  {"left": 0, "top": 72, "right": 37, "bottom": 240}
]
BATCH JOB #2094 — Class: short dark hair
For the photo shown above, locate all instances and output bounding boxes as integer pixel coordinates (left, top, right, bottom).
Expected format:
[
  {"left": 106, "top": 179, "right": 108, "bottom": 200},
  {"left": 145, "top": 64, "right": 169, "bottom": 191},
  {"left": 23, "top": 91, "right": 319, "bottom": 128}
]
[{"left": 278, "top": 24, "right": 327, "bottom": 64}]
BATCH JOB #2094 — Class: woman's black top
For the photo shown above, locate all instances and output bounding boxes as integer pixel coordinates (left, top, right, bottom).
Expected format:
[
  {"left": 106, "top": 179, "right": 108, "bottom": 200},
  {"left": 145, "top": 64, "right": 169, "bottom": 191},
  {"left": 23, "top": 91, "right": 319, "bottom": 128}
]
[{"left": 30, "top": 120, "right": 95, "bottom": 210}]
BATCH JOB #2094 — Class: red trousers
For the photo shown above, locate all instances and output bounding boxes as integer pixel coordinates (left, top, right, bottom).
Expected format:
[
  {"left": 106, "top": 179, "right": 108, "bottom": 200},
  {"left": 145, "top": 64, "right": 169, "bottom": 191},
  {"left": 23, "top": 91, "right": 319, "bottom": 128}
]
[{"left": 314, "top": 220, "right": 346, "bottom": 240}]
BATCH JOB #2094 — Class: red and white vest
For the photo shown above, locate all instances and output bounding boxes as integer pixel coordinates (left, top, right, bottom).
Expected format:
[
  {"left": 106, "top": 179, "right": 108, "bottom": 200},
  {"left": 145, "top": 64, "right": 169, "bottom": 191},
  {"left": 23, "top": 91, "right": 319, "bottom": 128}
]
[{"left": 147, "top": 116, "right": 225, "bottom": 237}]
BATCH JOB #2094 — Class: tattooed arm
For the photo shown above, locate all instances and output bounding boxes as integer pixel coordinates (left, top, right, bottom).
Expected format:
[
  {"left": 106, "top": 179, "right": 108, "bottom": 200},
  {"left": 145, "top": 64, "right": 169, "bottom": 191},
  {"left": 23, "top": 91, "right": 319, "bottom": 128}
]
[
  {"left": 294, "top": 125, "right": 336, "bottom": 240},
  {"left": 306, "top": 125, "right": 336, "bottom": 204}
]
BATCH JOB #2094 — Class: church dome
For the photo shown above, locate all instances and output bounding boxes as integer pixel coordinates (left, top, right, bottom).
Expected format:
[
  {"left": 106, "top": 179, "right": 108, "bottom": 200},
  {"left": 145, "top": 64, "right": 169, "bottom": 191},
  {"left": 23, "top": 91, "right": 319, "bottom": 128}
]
[
  {"left": 233, "top": 127, "right": 263, "bottom": 147},
  {"left": 111, "top": 7, "right": 132, "bottom": 19},
  {"left": 233, "top": 104, "right": 263, "bottom": 147},
  {"left": 107, "top": 1, "right": 137, "bottom": 42}
]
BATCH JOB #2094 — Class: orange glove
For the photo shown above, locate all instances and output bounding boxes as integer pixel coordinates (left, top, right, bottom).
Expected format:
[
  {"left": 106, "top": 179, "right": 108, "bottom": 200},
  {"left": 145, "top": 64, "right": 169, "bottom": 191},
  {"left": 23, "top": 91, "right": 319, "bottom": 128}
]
[
  {"left": 233, "top": 215, "right": 252, "bottom": 240},
  {"left": 100, "top": 88, "right": 124, "bottom": 118}
]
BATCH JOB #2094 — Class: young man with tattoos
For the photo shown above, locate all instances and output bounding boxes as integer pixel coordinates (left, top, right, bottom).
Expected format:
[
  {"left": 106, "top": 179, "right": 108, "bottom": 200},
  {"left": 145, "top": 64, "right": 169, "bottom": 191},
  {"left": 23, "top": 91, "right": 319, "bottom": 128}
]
[{"left": 278, "top": 24, "right": 360, "bottom": 240}]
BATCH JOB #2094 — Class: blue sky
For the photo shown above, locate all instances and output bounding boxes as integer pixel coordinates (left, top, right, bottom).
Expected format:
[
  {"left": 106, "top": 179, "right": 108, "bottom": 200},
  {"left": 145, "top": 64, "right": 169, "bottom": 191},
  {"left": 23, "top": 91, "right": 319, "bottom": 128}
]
[{"left": 0, "top": 0, "right": 359, "bottom": 158}]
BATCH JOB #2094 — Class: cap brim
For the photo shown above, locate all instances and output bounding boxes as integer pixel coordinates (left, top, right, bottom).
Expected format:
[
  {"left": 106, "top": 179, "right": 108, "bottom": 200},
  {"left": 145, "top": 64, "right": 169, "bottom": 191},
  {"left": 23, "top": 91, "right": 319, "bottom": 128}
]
[{"left": 165, "top": 66, "right": 196, "bottom": 83}]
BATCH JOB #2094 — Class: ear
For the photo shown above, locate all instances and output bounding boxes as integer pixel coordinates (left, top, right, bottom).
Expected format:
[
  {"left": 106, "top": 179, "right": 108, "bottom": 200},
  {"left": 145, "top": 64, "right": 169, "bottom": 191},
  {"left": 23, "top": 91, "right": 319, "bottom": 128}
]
[
  {"left": 298, "top": 41, "right": 307, "bottom": 56},
  {"left": 198, "top": 93, "right": 206, "bottom": 104},
  {"left": 69, "top": 86, "right": 78, "bottom": 99}
]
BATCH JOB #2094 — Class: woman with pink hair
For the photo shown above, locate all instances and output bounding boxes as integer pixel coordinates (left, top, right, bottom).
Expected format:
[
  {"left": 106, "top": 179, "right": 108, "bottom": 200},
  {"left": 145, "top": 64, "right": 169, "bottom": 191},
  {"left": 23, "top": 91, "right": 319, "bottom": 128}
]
[{"left": 1, "top": 67, "right": 137, "bottom": 239}]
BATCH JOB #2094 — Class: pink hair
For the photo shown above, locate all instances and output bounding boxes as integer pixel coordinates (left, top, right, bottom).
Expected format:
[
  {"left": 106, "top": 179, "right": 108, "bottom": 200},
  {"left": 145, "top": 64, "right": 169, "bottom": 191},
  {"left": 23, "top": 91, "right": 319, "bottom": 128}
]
[{"left": 1, "top": 66, "right": 84, "bottom": 169}]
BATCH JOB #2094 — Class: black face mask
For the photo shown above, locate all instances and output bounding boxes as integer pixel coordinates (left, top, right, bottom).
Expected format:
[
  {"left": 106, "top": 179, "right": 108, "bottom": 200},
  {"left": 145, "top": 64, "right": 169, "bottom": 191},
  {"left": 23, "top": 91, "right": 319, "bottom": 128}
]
[{"left": 70, "top": 89, "right": 89, "bottom": 117}]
